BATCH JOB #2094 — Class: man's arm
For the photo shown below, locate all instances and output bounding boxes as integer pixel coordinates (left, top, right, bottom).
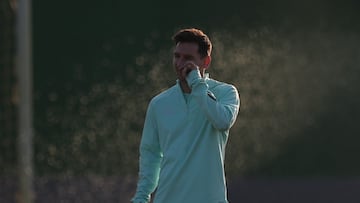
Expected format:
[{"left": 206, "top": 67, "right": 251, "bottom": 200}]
[
  {"left": 131, "top": 102, "right": 162, "bottom": 203},
  {"left": 186, "top": 69, "right": 240, "bottom": 131}
]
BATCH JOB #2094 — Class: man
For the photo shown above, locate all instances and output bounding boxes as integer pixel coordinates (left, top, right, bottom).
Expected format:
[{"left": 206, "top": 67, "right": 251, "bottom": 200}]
[{"left": 131, "top": 28, "right": 240, "bottom": 203}]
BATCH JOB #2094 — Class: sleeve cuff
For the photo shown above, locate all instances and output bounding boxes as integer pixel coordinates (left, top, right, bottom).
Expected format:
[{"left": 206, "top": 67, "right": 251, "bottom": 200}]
[{"left": 185, "top": 68, "right": 202, "bottom": 88}]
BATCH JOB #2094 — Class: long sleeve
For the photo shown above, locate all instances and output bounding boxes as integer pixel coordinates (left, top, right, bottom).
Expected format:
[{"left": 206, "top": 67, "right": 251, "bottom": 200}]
[
  {"left": 186, "top": 69, "right": 240, "bottom": 131},
  {"left": 132, "top": 102, "right": 163, "bottom": 203}
]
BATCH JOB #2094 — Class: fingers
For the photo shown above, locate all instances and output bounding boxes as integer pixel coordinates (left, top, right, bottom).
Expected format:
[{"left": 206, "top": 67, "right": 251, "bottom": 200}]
[
  {"left": 182, "top": 61, "right": 197, "bottom": 70},
  {"left": 181, "top": 65, "right": 190, "bottom": 79},
  {"left": 180, "top": 61, "right": 198, "bottom": 78}
]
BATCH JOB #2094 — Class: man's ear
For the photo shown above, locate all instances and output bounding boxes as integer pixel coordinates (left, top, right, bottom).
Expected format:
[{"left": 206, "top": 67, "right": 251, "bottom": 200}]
[{"left": 203, "top": 56, "right": 211, "bottom": 69}]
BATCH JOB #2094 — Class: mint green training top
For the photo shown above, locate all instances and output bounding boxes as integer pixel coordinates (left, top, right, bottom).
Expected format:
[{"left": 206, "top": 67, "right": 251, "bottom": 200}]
[{"left": 132, "top": 69, "right": 240, "bottom": 203}]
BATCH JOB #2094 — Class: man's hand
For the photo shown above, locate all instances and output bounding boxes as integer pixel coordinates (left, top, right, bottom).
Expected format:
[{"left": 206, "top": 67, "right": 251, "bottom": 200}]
[{"left": 180, "top": 61, "right": 198, "bottom": 79}]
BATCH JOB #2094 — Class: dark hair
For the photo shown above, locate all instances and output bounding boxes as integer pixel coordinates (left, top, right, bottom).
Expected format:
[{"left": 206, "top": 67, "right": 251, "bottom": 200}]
[{"left": 172, "top": 28, "right": 212, "bottom": 58}]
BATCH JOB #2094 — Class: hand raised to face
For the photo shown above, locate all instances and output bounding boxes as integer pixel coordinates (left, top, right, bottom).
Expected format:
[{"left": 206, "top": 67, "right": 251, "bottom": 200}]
[{"left": 180, "top": 61, "right": 199, "bottom": 79}]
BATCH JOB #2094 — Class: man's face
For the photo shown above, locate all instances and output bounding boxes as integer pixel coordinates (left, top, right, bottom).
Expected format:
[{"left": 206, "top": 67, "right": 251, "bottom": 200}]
[{"left": 173, "top": 42, "right": 204, "bottom": 81}]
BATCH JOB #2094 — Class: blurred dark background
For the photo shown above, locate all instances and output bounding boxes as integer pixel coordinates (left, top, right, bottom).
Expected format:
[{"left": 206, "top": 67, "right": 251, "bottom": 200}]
[{"left": 1, "top": 0, "right": 360, "bottom": 202}]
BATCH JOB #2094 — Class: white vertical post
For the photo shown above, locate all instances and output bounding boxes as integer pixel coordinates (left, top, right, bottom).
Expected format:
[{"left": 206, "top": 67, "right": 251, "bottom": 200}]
[{"left": 16, "top": 0, "right": 34, "bottom": 202}]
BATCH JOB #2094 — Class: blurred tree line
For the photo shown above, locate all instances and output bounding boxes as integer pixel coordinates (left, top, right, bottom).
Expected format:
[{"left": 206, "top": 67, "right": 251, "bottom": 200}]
[
  {"left": 0, "top": 0, "right": 17, "bottom": 175},
  {"left": 1, "top": 0, "right": 360, "bottom": 178}
]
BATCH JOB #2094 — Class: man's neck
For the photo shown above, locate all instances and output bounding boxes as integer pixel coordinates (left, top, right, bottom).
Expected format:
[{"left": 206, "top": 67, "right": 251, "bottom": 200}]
[
  {"left": 180, "top": 81, "right": 191, "bottom": 93},
  {"left": 179, "top": 70, "right": 205, "bottom": 93}
]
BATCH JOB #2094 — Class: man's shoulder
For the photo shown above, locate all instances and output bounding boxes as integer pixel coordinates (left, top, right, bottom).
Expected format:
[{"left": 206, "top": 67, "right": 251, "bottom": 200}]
[
  {"left": 150, "top": 84, "right": 178, "bottom": 105},
  {"left": 207, "top": 78, "right": 240, "bottom": 104},
  {"left": 207, "top": 78, "right": 238, "bottom": 92}
]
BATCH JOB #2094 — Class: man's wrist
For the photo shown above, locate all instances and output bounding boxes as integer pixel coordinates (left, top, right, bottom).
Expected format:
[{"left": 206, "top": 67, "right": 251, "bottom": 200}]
[{"left": 186, "top": 68, "right": 201, "bottom": 88}]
